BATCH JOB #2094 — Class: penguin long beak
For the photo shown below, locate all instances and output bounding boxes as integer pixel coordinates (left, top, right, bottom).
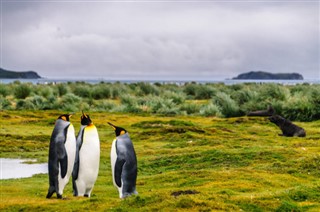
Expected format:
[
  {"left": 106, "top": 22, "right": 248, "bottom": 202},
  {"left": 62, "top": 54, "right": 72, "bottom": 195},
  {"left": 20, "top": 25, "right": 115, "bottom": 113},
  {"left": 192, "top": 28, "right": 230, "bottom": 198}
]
[
  {"left": 82, "top": 111, "right": 88, "bottom": 118},
  {"left": 108, "top": 122, "right": 116, "bottom": 130}
]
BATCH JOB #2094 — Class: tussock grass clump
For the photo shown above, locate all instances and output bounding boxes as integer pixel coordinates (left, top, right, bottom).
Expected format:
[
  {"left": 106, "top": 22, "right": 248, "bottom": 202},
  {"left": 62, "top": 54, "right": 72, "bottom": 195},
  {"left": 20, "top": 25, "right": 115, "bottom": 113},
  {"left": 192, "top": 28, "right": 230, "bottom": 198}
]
[
  {"left": 0, "top": 84, "right": 10, "bottom": 97},
  {"left": 1, "top": 81, "right": 320, "bottom": 121},
  {"left": 0, "top": 96, "right": 12, "bottom": 109},
  {"left": 13, "top": 83, "right": 32, "bottom": 99},
  {"left": 199, "top": 103, "right": 222, "bottom": 117},
  {"left": 212, "top": 92, "right": 241, "bottom": 117}
]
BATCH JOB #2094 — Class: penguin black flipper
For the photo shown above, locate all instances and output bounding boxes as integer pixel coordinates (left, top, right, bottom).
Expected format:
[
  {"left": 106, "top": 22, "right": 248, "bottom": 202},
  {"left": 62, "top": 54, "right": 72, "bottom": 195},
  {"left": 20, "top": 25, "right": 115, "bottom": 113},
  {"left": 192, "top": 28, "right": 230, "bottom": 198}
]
[
  {"left": 115, "top": 158, "right": 126, "bottom": 187},
  {"left": 72, "top": 127, "right": 85, "bottom": 180},
  {"left": 72, "top": 151, "right": 79, "bottom": 180},
  {"left": 57, "top": 140, "right": 68, "bottom": 178},
  {"left": 72, "top": 147, "right": 79, "bottom": 196},
  {"left": 72, "top": 126, "right": 86, "bottom": 196}
]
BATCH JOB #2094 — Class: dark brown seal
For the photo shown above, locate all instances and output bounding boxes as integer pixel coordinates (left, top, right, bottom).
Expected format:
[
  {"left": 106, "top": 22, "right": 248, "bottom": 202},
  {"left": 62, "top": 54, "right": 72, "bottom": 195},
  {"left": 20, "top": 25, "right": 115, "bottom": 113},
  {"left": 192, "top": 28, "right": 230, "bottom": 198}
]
[
  {"left": 269, "top": 115, "right": 306, "bottom": 137},
  {"left": 248, "top": 105, "right": 275, "bottom": 117}
]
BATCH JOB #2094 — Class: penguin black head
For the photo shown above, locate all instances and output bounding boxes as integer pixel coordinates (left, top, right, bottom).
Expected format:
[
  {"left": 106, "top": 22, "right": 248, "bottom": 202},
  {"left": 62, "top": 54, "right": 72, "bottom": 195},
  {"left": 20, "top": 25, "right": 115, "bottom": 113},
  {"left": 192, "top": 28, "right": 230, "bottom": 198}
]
[
  {"left": 108, "top": 122, "right": 127, "bottom": 137},
  {"left": 81, "top": 111, "right": 92, "bottom": 125},
  {"left": 58, "top": 114, "right": 72, "bottom": 122}
]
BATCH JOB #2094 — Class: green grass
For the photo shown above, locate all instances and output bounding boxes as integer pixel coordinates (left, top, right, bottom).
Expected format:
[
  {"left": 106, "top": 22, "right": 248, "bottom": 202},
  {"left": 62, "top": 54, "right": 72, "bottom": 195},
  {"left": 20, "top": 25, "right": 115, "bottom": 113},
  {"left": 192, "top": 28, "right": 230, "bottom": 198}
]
[{"left": 0, "top": 110, "right": 320, "bottom": 211}]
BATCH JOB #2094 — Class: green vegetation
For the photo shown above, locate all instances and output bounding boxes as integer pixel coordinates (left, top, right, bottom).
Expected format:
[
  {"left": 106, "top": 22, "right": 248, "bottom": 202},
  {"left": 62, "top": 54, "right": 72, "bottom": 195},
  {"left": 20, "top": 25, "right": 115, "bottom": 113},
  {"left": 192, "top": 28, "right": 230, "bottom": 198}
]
[
  {"left": 0, "top": 110, "right": 319, "bottom": 211},
  {"left": 1, "top": 81, "right": 320, "bottom": 121}
]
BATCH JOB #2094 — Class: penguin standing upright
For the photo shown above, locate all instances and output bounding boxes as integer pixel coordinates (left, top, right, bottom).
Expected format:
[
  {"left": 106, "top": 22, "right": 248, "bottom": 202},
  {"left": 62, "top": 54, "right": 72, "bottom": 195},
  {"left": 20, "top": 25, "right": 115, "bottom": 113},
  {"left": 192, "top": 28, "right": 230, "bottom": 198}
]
[
  {"left": 108, "top": 122, "right": 138, "bottom": 198},
  {"left": 47, "top": 114, "right": 76, "bottom": 199},
  {"left": 72, "top": 112, "right": 100, "bottom": 197}
]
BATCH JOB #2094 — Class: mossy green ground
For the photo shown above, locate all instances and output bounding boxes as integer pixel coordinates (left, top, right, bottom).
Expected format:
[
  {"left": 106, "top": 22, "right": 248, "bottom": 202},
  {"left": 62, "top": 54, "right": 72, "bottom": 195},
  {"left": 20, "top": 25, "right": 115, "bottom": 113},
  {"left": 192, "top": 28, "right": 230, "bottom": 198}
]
[{"left": 0, "top": 111, "right": 319, "bottom": 211}]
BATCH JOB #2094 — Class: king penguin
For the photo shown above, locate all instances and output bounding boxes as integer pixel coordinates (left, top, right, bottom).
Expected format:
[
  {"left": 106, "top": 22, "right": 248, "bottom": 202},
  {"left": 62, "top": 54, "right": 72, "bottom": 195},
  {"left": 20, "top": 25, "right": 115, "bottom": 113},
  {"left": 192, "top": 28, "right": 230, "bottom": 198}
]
[
  {"left": 72, "top": 111, "right": 100, "bottom": 197},
  {"left": 46, "top": 114, "right": 76, "bottom": 199},
  {"left": 108, "top": 122, "right": 138, "bottom": 198}
]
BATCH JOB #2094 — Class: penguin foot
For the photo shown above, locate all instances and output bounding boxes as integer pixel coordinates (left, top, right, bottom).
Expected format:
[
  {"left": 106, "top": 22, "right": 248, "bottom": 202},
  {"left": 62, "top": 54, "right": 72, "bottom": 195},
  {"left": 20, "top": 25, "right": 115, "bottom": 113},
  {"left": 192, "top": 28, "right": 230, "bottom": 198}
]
[
  {"left": 46, "top": 193, "right": 53, "bottom": 199},
  {"left": 46, "top": 187, "right": 55, "bottom": 198},
  {"left": 121, "top": 192, "right": 138, "bottom": 199},
  {"left": 84, "top": 194, "right": 89, "bottom": 198},
  {"left": 57, "top": 194, "right": 63, "bottom": 199}
]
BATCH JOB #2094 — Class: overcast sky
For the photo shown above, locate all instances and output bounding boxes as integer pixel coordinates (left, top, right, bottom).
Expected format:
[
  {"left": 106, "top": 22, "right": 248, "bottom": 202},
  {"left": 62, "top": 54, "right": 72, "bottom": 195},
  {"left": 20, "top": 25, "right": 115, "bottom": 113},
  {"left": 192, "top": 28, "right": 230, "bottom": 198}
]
[{"left": 1, "top": 0, "right": 319, "bottom": 80}]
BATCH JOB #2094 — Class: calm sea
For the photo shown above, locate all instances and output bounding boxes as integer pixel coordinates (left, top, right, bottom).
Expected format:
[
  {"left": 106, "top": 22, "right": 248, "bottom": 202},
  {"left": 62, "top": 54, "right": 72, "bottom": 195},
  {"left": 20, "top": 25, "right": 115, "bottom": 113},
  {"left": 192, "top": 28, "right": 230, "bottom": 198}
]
[{"left": 0, "top": 78, "right": 319, "bottom": 85}]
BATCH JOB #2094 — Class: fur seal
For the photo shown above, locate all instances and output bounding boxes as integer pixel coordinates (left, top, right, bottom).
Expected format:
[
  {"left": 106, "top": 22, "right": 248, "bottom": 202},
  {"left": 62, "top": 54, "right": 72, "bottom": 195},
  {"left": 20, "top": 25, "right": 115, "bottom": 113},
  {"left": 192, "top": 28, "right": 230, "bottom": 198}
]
[
  {"left": 269, "top": 115, "right": 306, "bottom": 137},
  {"left": 248, "top": 105, "right": 275, "bottom": 117}
]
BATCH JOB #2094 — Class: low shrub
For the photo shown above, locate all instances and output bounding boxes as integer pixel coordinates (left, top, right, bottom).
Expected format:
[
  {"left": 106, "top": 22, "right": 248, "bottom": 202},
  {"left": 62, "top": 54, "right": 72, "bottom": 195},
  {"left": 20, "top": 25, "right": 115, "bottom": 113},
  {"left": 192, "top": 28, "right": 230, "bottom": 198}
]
[
  {"left": 212, "top": 92, "right": 241, "bottom": 117},
  {"left": 58, "top": 93, "right": 82, "bottom": 112},
  {"left": 0, "top": 84, "right": 10, "bottom": 97},
  {"left": 93, "top": 100, "right": 117, "bottom": 111},
  {"left": 0, "top": 97, "right": 11, "bottom": 109},
  {"left": 180, "top": 102, "right": 200, "bottom": 115},
  {"left": 56, "top": 83, "right": 69, "bottom": 97},
  {"left": 199, "top": 103, "right": 222, "bottom": 117},
  {"left": 92, "top": 84, "right": 111, "bottom": 99},
  {"left": 14, "top": 84, "right": 32, "bottom": 99}
]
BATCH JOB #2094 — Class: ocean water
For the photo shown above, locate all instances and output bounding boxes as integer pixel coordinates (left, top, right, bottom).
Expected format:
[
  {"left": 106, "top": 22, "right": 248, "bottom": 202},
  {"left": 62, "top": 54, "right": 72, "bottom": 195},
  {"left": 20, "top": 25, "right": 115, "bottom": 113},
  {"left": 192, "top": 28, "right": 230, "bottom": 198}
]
[{"left": 1, "top": 78, "right": 319, "bottom": 85}]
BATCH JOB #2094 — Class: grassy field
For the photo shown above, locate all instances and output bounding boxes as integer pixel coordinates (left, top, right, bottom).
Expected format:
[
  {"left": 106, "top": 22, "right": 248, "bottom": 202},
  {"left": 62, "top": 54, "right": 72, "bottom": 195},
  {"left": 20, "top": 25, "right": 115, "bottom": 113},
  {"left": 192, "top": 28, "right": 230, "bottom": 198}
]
[{"left": 1, "top": 110, "right": 319, "bottom": 211}]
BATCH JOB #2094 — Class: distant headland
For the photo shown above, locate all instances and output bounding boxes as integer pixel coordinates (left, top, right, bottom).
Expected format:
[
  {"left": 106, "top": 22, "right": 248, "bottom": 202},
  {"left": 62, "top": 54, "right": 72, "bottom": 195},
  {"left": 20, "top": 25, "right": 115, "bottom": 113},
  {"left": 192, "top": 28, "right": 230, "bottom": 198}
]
[
  {"left": 233, "top": 71, "right": 303, "bottom": 80},
  {"left": 0, "top": 67, "right": 41, "bottom": 79}
]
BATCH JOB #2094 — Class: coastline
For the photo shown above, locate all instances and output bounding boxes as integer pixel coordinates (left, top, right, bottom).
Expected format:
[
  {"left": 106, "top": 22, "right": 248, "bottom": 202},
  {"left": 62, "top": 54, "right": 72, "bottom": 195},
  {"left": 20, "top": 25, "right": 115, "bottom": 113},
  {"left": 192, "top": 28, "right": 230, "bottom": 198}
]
[{"left": 1, "top": 78, "right": 319, "bottom": 85}]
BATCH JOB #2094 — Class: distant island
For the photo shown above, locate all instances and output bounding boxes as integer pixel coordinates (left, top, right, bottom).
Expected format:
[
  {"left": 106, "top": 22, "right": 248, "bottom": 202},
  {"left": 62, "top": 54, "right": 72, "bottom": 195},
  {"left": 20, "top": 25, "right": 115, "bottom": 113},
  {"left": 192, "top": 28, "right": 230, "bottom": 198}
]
[
  {"left": 233, "top": 71, "right": 303, "bottom": 80},
  {"left": 0, "top": 67, "right": 41, "bottom": 79}
]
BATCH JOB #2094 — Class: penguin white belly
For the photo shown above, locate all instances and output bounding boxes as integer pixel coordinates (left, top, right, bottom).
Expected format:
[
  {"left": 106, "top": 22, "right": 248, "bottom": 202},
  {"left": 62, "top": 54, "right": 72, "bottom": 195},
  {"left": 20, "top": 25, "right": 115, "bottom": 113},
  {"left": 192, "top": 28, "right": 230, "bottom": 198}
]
[
  {"left": 110, "top": 139, "right": 122, "bottom": 197},
  {"left": 58, "top": 124, "right": 76, "bottom": 195},
  {"left": 77, "top": 125, "right": 100, "bottom": 196}
]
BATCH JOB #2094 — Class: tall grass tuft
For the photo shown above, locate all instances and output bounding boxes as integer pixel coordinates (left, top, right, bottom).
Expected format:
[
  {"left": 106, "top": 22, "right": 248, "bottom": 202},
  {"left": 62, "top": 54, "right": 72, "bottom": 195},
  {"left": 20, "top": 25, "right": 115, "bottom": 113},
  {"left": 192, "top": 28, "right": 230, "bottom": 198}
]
[
  {"left": 56, "top": 83, "right": 69, "bottom": 97},
  {"left": 180, "top": 102, "right": 200, "bottom": 115},
  {"left": 183, "top": 83, "right": 218, "bottom": 99},
  {"left": 282, "top": 89, "right": 318, "bottom": 121},
  {"left": 92, "top": 84, "right": 112, "bottom": 99},
  {"left": 162, "top": 90, "right": 186, "bottom": 104},
  {"left": 57, "top": 93, "right": 82, "bottom": 112},
  {"left": 0, "top": 97, "right": 11, "bottom": 109},
  {"left": 212, "top": 92, "right": 241, "bottom": 117},
  {"left": 39, "top": 86, "right": 54, "bottom": 99},
  {"left": 119, "top": 94, "right": 143, "bottom": 113},
  {"left": 14, "top": 84, "right": 32, "bottom": 99},
  {"left": 93, "top": 100, "right": 117, "bottom": 111},
  {"left": 258, "top": 83, "right": 290, "bottom": 102},
  {"left": 199, "top": 103, "right": 222, "bottom": 117},
  {"left": 72, "top": 84, "right": 92, "bottom": 98},
  {"left": 0, "top": 84, "right": 10, "bottom": 97}
]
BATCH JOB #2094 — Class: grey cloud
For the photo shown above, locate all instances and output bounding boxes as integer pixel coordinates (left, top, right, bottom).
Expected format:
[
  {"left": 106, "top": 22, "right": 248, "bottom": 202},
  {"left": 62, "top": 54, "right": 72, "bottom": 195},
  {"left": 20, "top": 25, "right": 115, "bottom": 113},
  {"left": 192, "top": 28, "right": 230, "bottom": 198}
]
[{"left": 2, "top": 1, "right": 319, "bottom": 80}]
